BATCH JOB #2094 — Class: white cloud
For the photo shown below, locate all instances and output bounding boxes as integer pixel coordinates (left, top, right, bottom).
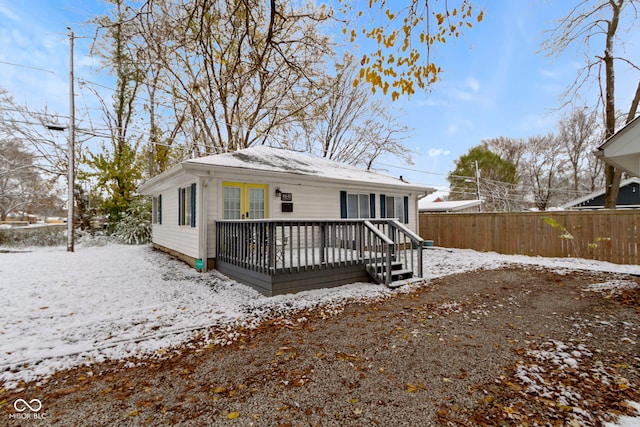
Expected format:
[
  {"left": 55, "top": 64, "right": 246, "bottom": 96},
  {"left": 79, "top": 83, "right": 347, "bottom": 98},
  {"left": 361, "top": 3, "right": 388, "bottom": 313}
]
[
  {"left": 427, "top": 148, "right": 451, "bottom": 157},
  {"left": 415, "top": 98, "right": 444, "bottom": 107},
  {"left": 519, "top": 112, "right": 557, "bottom": 133},
  {"left": 451, "top": 88, "right": 472, "bottom": 101},
  {"left": 446, "top": 125, "right": 458, "bottom": 137},
  {"left": 465, "top": 77, "right": 480, "bottom": 92},
  {"left": 539, "top": 68, "right": 557, "bottom": 78},
  {"left": 0, "top": 3, "right": 20, "bottom": 22}
]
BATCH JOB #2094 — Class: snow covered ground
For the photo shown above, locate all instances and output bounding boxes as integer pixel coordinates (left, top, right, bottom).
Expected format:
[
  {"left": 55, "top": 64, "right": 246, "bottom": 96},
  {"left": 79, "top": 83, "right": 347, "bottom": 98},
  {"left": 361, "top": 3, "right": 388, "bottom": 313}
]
[{"left": 1, "top": 243, "right": 639, "bottom": 424}]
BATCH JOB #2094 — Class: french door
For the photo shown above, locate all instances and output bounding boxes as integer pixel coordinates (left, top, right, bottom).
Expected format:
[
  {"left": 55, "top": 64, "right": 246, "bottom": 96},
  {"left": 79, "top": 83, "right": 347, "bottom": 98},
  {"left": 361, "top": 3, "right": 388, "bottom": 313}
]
[{"left": 222, "top": 182, "right": 268, "bottom": 220}]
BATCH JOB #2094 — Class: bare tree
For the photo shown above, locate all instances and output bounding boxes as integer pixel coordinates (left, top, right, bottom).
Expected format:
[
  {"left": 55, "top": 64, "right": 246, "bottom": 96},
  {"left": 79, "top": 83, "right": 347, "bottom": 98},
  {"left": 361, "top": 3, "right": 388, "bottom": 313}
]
[
  {"left": 0, "top": 89, "right": 73, "bottom": 180},
  {"left": 541, "top": 0, "right": 640, "bottom": 208},
  {"left": 522, "top": 133, "right": 567, "bottom": 211},
  {"left": 129, "top": 0, "right": 333, "bottom": 157},
  {"left": 482, "top": 137, "right": 527, "bottom": 180},
  {"left": 291, "top": 54, "right": 411, "bottom": 169},
  {"left": 557, "top": 107, "right": 601, "bottom": 192},
  {"left": 0, "top": 137, "right": 61, "bottom": 221}
]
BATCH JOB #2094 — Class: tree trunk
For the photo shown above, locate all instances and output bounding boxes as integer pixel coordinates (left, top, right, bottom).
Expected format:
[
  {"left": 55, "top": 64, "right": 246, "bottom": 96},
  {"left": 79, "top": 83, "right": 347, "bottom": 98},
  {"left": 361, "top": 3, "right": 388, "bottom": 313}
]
[
  {"left": 626, "top": 81, "right": 640, "bottom": 124},
  {"left": 603, "top": 164, "right": 622, "bottom": 208},
  {"left": 602, "top": 0, "right": 622, "bottom": 209}
]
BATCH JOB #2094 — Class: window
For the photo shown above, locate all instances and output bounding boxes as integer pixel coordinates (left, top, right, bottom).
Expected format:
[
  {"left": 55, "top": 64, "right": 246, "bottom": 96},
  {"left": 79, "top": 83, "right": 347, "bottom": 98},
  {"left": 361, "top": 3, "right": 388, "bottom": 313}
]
[
  {"left": 380, "top": 194, "right": 409, "bottom": 223},
  {"left": 152, "top": 195, "right": 162, "bottom": 224},
  {"left": 341, "top": 192, "right": 374, "bottom": 219},
  {"left": 358, "top": 194, "right": 370, "bottom": 219},
  {"left": 347, "top": 194, "right": 358, "bottom": 218},
  {"left": 385, "top": 196, "right": 403, "bottom": 220},
  {"left": 178, "top": 183, "right": 196, "bottom": 227}
]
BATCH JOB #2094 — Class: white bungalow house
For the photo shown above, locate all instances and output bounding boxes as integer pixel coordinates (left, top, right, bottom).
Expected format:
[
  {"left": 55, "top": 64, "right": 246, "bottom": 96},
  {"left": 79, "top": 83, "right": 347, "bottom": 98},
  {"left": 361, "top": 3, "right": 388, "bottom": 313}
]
[
  {"left": 138, "top": 146, "right": 435, "bottom": 295},
  {"left": 595, "top": 115, "right": 640, "bottom": 176}
]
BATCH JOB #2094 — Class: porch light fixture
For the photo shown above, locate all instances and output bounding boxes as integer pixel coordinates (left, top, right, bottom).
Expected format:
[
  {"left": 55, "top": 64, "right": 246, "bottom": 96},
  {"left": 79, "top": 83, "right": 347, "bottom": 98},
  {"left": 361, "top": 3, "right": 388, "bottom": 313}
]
[{"left": 275, "top": 187, "right": 281, "bottom": 197}]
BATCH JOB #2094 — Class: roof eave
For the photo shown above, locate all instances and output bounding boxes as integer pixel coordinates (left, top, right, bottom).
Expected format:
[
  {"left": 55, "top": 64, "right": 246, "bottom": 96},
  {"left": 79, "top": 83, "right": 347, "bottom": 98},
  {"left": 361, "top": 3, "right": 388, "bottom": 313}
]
[
  {"left": 138, "top": 163, "right": 187, "bottom": 195},
  {"left": 184, "top": 162, "right": 435, "bottom": 194},
  {"left": 598, "top": 114, "right": 640, "bottom": 151}
]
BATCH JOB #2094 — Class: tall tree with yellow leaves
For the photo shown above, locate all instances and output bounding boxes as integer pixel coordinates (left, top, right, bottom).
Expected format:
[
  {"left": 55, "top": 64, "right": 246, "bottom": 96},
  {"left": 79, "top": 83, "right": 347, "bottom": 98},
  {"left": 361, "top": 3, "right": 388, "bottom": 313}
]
[{"left": 338, "top": 0, "right": 483, "bottom": 100}]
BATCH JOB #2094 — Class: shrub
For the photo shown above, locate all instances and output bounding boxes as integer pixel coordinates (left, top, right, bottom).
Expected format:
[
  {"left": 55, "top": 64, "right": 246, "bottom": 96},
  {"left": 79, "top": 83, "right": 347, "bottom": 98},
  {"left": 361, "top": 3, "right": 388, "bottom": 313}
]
[
  {"left": 109, "top": 199, "right": 152, "bottom": 245},
  {"left": 0, "top": 225, "right": 67, "bottom": 247}
]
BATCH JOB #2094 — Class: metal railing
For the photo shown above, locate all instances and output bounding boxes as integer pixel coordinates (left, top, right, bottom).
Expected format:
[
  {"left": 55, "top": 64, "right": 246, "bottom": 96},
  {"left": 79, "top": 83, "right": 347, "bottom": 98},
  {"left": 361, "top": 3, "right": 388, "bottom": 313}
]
[{"left": 215, "top": 219, "right": 424, "bottom": 283}]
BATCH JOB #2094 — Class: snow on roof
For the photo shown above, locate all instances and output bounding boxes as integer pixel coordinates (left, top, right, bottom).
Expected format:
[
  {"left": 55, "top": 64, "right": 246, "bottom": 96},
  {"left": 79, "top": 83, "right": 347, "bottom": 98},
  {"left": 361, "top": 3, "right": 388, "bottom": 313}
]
[
  {"left": 185, "top": 146, "right": 431, "bottom": 191},
  {"left": 418, "top": 198, "right": 482, "bottom": 212},
  {"left": 562, "top": 177, "right": 640, "bottom": 208}
]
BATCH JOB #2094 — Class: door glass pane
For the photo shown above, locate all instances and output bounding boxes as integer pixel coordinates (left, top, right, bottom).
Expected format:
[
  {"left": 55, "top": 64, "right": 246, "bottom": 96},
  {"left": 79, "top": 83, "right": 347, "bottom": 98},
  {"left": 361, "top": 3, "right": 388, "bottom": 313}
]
[
  {"left": 395, "top": 197, "right": 403, "bottom": 220},
  {"left": 223, "top": 187, "right": 241, "bottom": 219},
  {"left": 347, "top": 194, "right": 358, "bottom": 218},
  {"left": 386, "top": 196, "right": 395, "bottom": 218},
  {"left": 359, "top": 194, "right": 370, "bottom": 218},
  {"left": 248, "top": 188, "right": 265, "bottom": 219}
]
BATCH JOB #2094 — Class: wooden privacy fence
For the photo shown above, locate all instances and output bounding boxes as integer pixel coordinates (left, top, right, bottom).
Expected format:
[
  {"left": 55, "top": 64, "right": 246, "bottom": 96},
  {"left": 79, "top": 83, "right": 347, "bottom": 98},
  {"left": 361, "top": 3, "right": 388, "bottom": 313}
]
[{"left": 419, "top": 210, "right": 640, "bottom": 265}]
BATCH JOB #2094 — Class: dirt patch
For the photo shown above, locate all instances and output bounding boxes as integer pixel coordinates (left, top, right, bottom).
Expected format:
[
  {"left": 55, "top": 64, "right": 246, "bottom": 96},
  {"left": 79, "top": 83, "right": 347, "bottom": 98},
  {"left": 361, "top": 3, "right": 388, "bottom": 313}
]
[{"left": 2, "top": 266, "right": 639, "bottom": 426}]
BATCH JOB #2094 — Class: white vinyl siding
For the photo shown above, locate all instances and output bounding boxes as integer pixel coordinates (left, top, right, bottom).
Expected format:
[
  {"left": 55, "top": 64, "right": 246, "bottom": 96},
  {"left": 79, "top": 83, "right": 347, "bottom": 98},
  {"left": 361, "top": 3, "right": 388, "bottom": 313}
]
[{"left": 151, "top": 188, "right": 199, "bottom": 259}]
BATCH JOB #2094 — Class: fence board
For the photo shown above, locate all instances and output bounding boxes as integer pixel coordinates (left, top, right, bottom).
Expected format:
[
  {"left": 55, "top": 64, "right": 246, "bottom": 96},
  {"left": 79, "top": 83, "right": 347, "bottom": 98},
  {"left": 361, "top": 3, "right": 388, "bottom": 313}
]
[{"left": 419, "top": 210, "right": 640, "bottom": 265}]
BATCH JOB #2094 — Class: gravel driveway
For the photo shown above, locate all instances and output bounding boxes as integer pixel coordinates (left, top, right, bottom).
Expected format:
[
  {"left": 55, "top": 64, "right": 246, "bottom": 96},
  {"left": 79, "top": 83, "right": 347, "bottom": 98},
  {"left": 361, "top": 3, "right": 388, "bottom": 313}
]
[{"left": 2, "top": 266, "right": 639, "bottom": 426}]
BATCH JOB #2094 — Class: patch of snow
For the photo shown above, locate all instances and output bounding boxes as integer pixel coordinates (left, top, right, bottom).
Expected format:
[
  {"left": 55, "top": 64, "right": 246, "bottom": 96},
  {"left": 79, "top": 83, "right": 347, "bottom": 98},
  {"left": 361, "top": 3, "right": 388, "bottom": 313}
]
[
  {"left": 1, "top": 243, "right": 639, "bottom": 397},
  {"left": 604, "top": 402, "right": 640, "bottom": 427},
  {"left": 585, "top": 280, "right": 639, "bottom": 293}
]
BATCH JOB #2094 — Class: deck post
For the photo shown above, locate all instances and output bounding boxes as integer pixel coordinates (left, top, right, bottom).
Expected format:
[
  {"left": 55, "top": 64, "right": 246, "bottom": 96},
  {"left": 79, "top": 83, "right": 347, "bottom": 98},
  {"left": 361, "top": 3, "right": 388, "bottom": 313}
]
[
  {"left": 268, "top": 221, "right": 276, "bottom": 270},
  {"left": 320, "top": 224, "right": 326, "bottom": 264}
]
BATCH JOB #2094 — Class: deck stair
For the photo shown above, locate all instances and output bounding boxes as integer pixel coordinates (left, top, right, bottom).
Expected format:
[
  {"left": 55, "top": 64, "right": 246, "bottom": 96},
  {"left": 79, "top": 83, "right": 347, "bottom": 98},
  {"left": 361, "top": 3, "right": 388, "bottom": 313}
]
[
  {"left": 363, "top": 220, "right": 423, "bottom": 288},
  {"left": 366, "top": 260, "right": 414, "bottom": 286}
]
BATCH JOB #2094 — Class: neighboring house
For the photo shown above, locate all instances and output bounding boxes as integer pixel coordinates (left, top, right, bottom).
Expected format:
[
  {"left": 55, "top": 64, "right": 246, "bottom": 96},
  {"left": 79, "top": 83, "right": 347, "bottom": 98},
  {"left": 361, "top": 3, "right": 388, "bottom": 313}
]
[
  {"left": 563, "top": 177, "right": 640, "bottom": 210},
  {"left": 138, "top": 146, "right": 435, "bottom": 295},
  {"left": 595, "top": 115, "right": 640, "bottom": 176},
  {"left": 418, "top": 198, "right": 481, "bottom": 213}
]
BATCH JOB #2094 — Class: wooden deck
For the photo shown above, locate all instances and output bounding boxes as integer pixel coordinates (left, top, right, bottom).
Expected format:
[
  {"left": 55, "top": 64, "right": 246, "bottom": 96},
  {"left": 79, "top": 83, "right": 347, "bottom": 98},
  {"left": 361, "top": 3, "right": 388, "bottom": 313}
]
[{"left": 215, "top": 219, "right": 424, "bottom": 296}]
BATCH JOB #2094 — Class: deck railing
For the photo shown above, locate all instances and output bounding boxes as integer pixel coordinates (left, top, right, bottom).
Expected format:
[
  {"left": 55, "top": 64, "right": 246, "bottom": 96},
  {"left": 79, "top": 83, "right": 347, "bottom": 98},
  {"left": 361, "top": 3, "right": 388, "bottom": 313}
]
[{"left": 215, "top": 219, "right": 424, "bottom": 284}]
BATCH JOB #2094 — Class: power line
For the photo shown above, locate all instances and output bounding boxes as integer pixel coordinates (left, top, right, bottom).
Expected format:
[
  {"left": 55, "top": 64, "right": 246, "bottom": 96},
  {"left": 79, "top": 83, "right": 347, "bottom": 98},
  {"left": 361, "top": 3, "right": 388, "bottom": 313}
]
[{"left": 0, "top": 60, "right": 55, "bottom": 74}]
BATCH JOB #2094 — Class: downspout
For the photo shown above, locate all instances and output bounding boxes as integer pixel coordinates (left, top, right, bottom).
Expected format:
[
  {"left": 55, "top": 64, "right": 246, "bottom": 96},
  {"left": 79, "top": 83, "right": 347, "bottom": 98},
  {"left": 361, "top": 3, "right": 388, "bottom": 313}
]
[{"left": 198, "top": 174, "right": 211, "bottom": 271}]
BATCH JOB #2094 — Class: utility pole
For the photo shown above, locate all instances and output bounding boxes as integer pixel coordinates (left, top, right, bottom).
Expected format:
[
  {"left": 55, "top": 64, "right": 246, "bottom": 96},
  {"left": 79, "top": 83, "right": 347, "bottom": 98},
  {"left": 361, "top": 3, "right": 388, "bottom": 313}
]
[{"left": 67, "top": 28, "right": 75, "bottom": 252}]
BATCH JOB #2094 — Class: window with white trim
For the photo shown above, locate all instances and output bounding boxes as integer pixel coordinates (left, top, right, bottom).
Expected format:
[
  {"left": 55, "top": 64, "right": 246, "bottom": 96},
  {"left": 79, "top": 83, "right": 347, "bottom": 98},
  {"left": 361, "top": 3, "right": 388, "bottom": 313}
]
[
  {"left": 152, "top": 195, "right": 162, "bottom": 224},
  {"left": 178, "top": 183, "right": 196, "bottom": 227},
  {"left": 385, "top": 196, "right": 403, "bottom": 220},
  {"left": 347, "top": 193, "right": 371, "bottom": 218},
  {"left": 380, "top": 194, "right": 409, "bottom": 223}
]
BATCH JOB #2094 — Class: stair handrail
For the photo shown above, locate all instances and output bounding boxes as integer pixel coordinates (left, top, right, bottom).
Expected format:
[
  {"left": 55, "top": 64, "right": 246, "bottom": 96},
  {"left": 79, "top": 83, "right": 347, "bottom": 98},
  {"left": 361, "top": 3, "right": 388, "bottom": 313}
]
[
  {"left": 388, "top": 219, "right": 424, "bottom": 278},
  {"left": 364, "top": 220, "right": 394, "bottom": 285},
  {"left": 364, "top": 220, "right": 394, "bottom": 244},
  {"left": 389, "top": 219, "right": 423, "bottom": 243}
]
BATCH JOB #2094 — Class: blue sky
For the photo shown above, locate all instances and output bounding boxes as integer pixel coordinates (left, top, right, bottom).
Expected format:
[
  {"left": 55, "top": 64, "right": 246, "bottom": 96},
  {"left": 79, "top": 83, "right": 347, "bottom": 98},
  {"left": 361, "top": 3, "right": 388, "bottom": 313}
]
[{"left": 1, "top": 0, "right": 639, "bottom": 192}]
